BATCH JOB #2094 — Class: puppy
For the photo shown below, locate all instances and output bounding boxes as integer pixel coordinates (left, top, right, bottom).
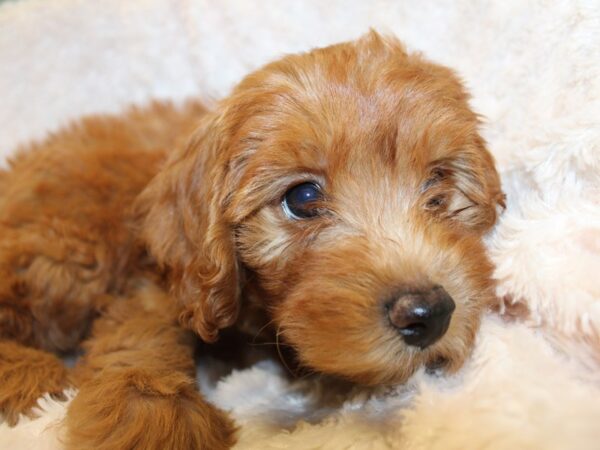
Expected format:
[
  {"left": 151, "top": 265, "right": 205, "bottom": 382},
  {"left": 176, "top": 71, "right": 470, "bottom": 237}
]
[{"left": 0, "top": 31, "right": 503, "bottom": 448}]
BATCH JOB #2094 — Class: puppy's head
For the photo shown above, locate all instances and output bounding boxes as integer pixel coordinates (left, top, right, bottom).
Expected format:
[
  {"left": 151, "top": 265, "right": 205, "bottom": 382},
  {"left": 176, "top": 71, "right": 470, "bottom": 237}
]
[{"left": 139, "top": 32, "right": 504, "bottom": 385}]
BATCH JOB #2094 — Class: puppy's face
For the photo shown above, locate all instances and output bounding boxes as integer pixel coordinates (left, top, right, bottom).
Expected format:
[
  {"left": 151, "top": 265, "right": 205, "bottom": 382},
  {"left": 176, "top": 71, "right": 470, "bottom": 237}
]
[{"left": 140, "top": 32, "right": 504, "bottom": 385}]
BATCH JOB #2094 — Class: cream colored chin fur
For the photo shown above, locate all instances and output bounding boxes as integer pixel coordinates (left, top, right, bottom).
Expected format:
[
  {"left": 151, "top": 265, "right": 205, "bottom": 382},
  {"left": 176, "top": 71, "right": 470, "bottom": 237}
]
[{"left": 1, "top": 1, "right": 599, "bottom": 449}]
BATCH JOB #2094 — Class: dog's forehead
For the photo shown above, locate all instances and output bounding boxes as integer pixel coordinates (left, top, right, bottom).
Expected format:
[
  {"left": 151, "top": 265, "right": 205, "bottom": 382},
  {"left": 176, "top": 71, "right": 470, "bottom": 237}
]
[{"left": 233, "top": 47, "right": 478, "bottom": 179}]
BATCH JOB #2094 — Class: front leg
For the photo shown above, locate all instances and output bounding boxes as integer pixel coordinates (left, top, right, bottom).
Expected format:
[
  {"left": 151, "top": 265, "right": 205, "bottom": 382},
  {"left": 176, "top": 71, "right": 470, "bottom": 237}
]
[
  {"left": 0, "top": 341, "right": 69, "bottom": 425},
  {"left": 66, "top": 281, "right": 237, "bottom": 450}
]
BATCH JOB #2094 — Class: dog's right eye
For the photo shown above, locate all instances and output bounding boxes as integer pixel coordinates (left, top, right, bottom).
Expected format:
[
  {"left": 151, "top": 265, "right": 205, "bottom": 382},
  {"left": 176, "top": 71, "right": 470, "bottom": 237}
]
[{"left": 282, "top": 182, "right": 323, "bottom": 219}]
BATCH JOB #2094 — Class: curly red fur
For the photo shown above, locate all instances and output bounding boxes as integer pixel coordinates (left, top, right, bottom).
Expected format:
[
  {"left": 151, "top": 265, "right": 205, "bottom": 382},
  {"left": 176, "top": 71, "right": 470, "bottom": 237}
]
[
  {"left": 0, "top": 32, "right": 502, "bottom": 447},
  {"left": 0, "top": 341, "right": 69, "bottom": 425},
  {"left": 65, "top": 281, "right": 236, "bottom": 450}
]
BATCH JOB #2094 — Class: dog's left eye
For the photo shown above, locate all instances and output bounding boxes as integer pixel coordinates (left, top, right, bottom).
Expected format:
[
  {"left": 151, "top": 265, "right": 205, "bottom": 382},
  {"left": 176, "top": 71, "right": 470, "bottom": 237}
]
[{"left": 282, "top": 182, "right": 323, "bottom": 219}]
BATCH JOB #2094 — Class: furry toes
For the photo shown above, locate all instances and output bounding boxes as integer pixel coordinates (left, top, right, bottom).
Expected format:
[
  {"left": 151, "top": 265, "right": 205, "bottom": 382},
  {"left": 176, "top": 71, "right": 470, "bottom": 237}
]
[
  {"left": 0, "top": 341, "right": 69, "bottom": 425},
  {"left": 65, "top": 368, "right": 237, "bottom": 450}
]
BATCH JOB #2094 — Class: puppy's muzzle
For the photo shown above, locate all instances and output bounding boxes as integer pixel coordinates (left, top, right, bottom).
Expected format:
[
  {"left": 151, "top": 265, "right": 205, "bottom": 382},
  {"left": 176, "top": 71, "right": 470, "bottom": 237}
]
[{"left": 386, "top": 286, "right": 455, "bottom": 349}]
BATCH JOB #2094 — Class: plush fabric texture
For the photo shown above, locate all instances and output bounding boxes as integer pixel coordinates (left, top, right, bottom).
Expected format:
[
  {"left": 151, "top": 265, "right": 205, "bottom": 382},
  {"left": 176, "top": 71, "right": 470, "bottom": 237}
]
[{"left": 0, "top": 0, "right": 598, "bottom": 449}]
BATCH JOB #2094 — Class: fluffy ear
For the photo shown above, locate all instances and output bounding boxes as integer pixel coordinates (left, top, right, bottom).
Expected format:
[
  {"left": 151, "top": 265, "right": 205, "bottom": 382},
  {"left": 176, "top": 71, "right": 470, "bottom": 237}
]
[
  {"left": 135, "top": 114, "right": 240, "bottom": 343},
  {"left": 427, "top": 139, "right": 505, "bottom": 232}
]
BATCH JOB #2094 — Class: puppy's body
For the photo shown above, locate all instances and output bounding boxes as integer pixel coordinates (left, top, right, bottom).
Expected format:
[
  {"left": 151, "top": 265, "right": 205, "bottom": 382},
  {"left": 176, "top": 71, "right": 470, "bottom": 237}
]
[
  {"left": 0, "top": 33, "right": 502, "bottom": 448},
  {"left": 0, "top": 103, "right": 240, "bottom": 448},
  {"left": 0, "top": 102, "right": 204, "bottom": 352}
]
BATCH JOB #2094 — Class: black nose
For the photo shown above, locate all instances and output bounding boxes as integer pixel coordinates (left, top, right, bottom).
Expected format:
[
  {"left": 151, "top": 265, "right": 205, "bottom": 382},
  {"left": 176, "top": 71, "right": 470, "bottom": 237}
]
[{"left": 386, "top": 286, "right": 455, "bottom": 349}]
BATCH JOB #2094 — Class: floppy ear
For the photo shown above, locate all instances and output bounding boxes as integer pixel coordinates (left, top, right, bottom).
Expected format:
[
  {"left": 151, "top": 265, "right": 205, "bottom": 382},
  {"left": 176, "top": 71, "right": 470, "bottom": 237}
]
[
  {"left": 135, "top": 114, "right": 240, "bottom": 343},
  {"left": 427, "top": 138, "right": 505, "bottom": 233},
  {"left": 447, "top": 138, "right": 505, "bottom": 232}
]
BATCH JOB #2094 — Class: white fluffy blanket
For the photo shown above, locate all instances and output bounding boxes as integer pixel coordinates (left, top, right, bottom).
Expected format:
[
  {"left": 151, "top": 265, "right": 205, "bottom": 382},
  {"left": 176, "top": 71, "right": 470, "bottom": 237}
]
[{"left": 1, "top": 1, "right": 599, "bottom": 449}]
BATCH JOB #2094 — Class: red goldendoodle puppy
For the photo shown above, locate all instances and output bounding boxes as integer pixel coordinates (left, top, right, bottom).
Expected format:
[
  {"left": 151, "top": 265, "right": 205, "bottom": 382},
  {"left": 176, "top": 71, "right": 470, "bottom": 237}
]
[{"left": 0, "top": 32, "right": 503, "bottom": 449}]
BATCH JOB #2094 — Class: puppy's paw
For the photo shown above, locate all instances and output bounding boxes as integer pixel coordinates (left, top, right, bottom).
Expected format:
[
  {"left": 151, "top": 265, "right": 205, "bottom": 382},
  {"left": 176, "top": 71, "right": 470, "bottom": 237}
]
[
  {"left": 65, "top": 368, "right": 236, "bottom": 450},
  {"left": 0, "top": 341, "right": 69, "bottom": 425}
]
